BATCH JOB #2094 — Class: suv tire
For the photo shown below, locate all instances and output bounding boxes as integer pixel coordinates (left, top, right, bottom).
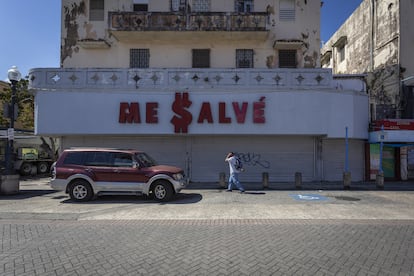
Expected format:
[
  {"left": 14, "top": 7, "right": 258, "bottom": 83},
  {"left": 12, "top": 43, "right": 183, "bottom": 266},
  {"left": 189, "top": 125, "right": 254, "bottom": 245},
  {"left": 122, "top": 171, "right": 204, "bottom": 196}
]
[
  {"left": 152, "top": 181, "right": 173, "bottom": 202},
  {"left": 69, "top": 180, "right": 93, "bottom": 202}
]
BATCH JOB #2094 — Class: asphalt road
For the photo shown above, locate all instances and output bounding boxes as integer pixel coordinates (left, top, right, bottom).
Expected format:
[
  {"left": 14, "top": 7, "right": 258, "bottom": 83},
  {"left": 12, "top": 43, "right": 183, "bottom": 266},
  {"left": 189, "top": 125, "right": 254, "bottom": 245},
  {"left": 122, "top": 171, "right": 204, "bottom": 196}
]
[{"left": 0, "top": 177, "right": 413, "bottom": 275}]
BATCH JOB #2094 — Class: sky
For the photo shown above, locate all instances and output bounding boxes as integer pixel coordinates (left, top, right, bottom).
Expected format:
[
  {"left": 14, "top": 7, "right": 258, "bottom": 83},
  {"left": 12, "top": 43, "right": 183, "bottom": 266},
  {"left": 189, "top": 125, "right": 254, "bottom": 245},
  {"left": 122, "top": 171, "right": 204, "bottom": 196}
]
[{"left": 0, "top": 0, "right": 363, "bottom": 81}]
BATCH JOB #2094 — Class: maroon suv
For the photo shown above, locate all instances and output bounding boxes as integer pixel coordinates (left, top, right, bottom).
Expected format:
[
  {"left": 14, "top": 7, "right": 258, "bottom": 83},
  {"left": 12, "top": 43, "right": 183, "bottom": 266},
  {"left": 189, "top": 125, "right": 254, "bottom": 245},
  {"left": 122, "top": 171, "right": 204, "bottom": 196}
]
[{"left": 50, "top": 148, "right": 187, "bottom": 202}]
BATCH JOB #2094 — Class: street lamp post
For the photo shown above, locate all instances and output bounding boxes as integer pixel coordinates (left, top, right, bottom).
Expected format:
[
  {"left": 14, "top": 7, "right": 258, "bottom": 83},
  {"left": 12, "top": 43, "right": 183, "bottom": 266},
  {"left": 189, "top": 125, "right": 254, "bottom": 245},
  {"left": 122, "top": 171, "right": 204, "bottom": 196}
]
[{"left": 5, "top": 66, "right": 21, "bottom": 175}]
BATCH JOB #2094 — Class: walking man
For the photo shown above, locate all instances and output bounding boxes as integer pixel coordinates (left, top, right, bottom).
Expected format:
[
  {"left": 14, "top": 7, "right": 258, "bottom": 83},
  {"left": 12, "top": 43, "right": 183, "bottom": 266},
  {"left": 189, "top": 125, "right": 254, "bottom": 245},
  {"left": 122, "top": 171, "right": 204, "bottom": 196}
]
[{"left": 225, "top": 152, "right": 245, "bottom": 193}]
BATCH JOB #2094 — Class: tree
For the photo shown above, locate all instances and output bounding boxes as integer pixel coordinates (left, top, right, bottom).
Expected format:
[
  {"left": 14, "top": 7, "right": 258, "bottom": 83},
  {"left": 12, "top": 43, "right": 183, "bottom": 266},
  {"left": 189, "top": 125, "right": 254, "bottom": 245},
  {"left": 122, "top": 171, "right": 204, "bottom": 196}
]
[{"left": 0, "top": 78, "right": 34, "bottom": 130}]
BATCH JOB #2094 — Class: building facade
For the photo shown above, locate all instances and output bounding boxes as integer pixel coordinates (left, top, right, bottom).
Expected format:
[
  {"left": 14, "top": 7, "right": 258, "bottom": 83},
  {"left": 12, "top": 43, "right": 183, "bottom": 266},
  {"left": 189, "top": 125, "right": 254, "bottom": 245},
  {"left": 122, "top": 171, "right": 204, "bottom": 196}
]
[
  {"left": 321, "top": 0, "right": 414, "bottom": 120},
  {"left": 28, "top": 0, "right": 369, "bottom": 183},
  {"left": 321, "top": 0, "right": 414, "bottom": 180}
]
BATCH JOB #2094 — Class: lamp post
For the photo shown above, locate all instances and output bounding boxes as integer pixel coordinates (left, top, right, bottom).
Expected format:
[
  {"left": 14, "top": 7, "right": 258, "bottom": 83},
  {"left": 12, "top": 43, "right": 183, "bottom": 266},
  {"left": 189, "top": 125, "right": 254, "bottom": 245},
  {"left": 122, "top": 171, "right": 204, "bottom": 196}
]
[{"left": 5, "top": 66, "right": 21, "bottom": 175}]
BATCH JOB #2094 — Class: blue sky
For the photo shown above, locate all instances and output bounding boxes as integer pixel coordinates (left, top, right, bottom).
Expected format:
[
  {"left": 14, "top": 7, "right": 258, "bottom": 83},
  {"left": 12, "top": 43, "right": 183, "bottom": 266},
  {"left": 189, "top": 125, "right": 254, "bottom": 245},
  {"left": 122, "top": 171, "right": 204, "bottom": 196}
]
[{"left": 0, "top": 0, "right": 362, "bottom": 81}]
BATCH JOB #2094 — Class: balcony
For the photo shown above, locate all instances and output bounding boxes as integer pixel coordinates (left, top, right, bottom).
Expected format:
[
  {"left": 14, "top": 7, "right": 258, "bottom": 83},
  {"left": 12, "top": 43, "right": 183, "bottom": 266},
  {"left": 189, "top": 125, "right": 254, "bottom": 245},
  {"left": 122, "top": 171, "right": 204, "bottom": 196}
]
[{"left": 108, "top": 12, "right": 269, "bottom": 42}]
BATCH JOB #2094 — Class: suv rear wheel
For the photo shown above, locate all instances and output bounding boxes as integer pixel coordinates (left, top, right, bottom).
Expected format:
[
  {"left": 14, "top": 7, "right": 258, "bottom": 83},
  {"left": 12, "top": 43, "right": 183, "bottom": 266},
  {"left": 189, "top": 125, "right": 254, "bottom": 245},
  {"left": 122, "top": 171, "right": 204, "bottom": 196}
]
[
  {"left": 69, "top": 180, "right": 93, "bottom": 202},
  {"left": 152, "top": 181, "right": 173, "bottom": 202}
]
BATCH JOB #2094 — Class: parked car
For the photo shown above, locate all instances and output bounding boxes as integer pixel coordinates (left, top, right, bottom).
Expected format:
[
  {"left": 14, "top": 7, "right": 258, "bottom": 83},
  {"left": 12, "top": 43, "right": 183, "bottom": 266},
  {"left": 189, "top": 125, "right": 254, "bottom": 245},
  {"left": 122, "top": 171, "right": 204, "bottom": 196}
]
[{"left": 50, "top": 148, "right": 187, "bottom": 202}]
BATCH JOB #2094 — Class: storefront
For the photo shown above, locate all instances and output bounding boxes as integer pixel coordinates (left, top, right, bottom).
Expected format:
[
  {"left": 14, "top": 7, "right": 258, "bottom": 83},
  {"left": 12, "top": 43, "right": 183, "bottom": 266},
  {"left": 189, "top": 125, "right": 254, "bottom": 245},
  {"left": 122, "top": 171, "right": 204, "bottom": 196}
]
[
  {"left": 29, "top": 68, "right": 369, "bottom": 182},
  {"left": 368, "top": 120, "right": 414, "bottom": 180}
]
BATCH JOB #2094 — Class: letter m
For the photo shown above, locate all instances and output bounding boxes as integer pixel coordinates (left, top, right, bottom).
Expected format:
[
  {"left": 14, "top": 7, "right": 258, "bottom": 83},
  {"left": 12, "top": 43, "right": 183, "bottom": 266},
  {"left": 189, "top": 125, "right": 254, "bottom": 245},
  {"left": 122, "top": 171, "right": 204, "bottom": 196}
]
[{"left": 119, "top": 102, "right": 141, "bottom": 123}]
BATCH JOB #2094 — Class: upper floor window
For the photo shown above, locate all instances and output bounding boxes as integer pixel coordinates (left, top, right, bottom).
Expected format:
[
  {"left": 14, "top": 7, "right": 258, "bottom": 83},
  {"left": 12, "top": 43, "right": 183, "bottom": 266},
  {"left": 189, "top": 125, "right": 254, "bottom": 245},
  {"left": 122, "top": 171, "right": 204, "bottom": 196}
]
[
  {"left": 90, "top": 0, "right": 104, "bottom": 21},
  {"left": 171, "top": 0, "right": 185, "bottom": 12},
  {"left": 192, "top": 0, "right": 211, "bottom": 12},
  {"left": 236, "top": 49, "right": 254, "bottom": 68},
  {"left": 171, "top": 0, "right": 210, "bottom": 12},
  {"left": 130, "top": 49, "right": 150, "bottom": 68},
  {"left": 134, "top": 0, "right": 148, "bottom": 11},
  {"left": 333, "top": 36, "right": 347, "bottom": 63},
  {"left": 235, "top": 0, "right": 254, "bottom": 12},
  {"left": 338, "top": 46, "right": 345, "bottom": 62},
  {"left": 279, "top": 0, "right": 295, "bottom": 21},
  {"left": 192, "top": 49, "right": 210, "bottom": 68},
  {"left": 279, "top": 50, "right": 296, "bottom": 68}
]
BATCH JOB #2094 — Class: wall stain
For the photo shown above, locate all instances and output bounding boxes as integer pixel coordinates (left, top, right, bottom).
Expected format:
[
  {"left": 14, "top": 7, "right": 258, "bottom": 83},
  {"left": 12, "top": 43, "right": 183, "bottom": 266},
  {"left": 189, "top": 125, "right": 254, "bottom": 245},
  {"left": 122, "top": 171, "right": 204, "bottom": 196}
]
[{"left": 62, "top": 1, "right": 86, "bottom": 65}]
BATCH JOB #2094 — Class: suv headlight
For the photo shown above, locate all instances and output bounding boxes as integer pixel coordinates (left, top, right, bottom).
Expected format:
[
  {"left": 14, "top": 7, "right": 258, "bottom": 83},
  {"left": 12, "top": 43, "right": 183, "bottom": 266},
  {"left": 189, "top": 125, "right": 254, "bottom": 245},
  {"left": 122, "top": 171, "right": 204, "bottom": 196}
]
[{"left": 173, "top": 173, "right": 184, "bottom": 181}]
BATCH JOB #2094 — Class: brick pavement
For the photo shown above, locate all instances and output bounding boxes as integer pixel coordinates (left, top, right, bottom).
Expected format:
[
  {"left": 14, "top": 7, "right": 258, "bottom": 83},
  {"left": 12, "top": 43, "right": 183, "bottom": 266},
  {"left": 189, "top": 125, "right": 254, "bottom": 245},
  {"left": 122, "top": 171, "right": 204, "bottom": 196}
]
[{"left": 0, "top": 219, "right": 413, "bottom": 276}]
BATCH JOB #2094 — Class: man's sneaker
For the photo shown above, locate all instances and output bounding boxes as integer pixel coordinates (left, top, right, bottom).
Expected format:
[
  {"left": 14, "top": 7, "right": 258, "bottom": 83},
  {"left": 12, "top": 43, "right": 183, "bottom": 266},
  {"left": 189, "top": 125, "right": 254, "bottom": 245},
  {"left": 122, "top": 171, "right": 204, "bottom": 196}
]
[
  {"left": 226, "top": 190, "right": 232, "bottom": 192},
  {"left": 240, "top": 190, "right": 245, "bottom": 193}
]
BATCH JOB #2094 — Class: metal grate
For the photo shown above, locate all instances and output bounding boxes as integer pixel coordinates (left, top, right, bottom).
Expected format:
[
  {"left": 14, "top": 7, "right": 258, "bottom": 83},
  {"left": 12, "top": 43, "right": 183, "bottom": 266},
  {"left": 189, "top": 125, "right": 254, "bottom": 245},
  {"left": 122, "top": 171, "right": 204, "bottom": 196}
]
[
  {"left": 279, "top": 50, "right": 297, "bottom": 68},
  {"left": 192, "top": 0, "right": 210, "bottom": 12},
  {"left": 236, "top": 49, "right": 254, "bottom": 68},
  {"left": 171, "top": 0, "right": 181, "bottom": 11},
  {"left": 90, "top": 0, "right": 104, "bottom": 21},
  {"left": 279, "top": 0, "right": 295, "bottom": 21},
  {"left": 235, "top": 0, "right": 254, "bottom": 13},
  {"left": 192, "top": 49, "right": 210, "bottom": 68},
  {"left": 130, "top": 49, "right": 150, "bottom": 68}
]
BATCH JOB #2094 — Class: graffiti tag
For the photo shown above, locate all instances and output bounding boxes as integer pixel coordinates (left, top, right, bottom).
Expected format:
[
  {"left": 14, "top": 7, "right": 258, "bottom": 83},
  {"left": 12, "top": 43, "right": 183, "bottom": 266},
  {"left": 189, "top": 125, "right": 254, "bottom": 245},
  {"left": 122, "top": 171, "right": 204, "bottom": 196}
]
[{"left": 236, "top": 152, "right": 270, "bottom": 169}]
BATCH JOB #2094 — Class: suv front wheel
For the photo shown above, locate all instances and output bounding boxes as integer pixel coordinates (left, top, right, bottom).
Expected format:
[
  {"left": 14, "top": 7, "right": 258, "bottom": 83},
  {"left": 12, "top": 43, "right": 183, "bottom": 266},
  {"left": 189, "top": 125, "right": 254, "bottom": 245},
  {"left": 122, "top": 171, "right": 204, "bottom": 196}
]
[
  {"left": 69, "top": 180, "right": 93, "bottom": 202},
  {"left": 152, "top": 181, "right": 173, "bottom": 202}
]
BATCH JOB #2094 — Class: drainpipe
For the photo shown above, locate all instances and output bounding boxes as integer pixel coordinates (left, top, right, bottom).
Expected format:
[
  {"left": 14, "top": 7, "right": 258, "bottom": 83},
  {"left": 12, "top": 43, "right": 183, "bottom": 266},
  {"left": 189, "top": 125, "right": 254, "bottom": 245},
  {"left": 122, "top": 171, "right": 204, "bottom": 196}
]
[
  {"left": 396, "top": 1, "right": 402, "bottom": 119},
  {"left": 370, "top": 0, "right": 375, "bottom": 72}
]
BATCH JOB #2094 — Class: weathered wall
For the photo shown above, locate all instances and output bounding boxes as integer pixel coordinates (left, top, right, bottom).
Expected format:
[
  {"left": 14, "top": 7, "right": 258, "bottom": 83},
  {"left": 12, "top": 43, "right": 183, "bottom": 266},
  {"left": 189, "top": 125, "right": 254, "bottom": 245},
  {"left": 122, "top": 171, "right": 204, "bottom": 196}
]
[
  {"left": 61, "top": 0, "right": 321, "bottom": 69},
  {"left": 400, "top": 0, "right": 414, "bottom": 80},
  {"left": 320, "top": 0, "right": 414, "bottom": 120}
]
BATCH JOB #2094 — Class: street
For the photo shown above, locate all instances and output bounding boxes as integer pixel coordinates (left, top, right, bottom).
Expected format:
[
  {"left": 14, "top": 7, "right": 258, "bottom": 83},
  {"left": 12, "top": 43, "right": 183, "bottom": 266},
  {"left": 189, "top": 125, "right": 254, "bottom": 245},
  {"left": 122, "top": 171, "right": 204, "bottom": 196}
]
[{"left": 0, "top": 177, "right": 413, "bottom": 275}]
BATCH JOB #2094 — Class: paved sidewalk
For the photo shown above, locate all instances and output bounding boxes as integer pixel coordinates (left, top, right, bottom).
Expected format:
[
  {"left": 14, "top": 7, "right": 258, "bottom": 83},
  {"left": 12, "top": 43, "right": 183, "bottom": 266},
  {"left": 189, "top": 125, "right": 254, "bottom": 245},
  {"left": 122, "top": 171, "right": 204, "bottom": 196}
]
[
  {"left": 0, "top": 177, "right": 413, "bottom": 221},
  {"left": 0, "top": 177, "right": 413, "bottom": 275}
]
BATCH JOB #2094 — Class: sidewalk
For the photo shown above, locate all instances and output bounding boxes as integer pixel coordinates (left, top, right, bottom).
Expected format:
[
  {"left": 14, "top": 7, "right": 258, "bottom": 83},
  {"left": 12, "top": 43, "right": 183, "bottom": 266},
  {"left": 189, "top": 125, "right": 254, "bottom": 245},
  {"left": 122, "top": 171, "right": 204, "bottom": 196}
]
[
  {"left": 0, "top": 176, "right": 412, "bottom": 221},
  {"left": 187, "top": 180, "right": 414, "bottom": 191}
]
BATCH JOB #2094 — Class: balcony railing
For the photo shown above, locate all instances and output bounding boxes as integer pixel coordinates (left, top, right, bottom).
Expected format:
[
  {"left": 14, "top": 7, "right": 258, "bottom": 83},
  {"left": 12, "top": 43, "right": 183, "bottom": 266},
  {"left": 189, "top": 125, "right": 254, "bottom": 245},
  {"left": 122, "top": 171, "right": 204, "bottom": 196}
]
[
  {"left": 109, "top": 12, "right": 269, "bottom": 32},
  {"left": 29, "top": 68, "right": 335, "bottom": 91}
]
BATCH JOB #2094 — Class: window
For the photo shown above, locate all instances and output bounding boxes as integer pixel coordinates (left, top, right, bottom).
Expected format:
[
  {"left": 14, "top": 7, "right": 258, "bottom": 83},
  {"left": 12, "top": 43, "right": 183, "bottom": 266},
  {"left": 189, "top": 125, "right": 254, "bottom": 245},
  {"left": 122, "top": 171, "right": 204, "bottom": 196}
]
[
  {"left": 235, "top": 0, "right": 254, "bottom": 13},
  {"left": 171, "top": 0, "right": 186, "bottom": 12},
  {"left": 279, "top": 50, "right": 296, "bottom": 68},
  {"left": 63, "top": 152, "right": 85, "bottom": 165},
  {"left": 90, "top": 0, "right": 104, "bottom": 21},
  {"left": 192, "top": 0, "right": 211, "bottom": 12},
  {"left": 192, "top": 49, "right": 210, "bottom": 68},
  {"left": 84, "top": 152, "right": 112, "bottom": 167},
  {"left": 130, "top": 49, "right": 150, "bottom": 68},
  {"left": 279, "top": 0, "right": 295, "bottom": 21},
  {"left": 332, "top": 36, "right": 347, "bottom": 63},
  {"left": 134, "top": 4, "right": 148, "bottom": 11},
  {"left": 134, "top": 0, "right": 148, "bottom": 11},
  {"left": 236, "top": 49, "right": 254, "bottom": 68},
  {"left": 113, "top": 153, "right": 133, "bottom": 167},
  {"left": 338, "top": 45, "right": 345, "bottom": 62}
]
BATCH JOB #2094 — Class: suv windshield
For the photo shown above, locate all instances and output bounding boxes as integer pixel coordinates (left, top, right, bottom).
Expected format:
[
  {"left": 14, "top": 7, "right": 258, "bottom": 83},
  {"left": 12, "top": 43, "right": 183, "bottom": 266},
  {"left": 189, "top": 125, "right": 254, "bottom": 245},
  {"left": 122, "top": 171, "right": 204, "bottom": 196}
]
[{"left": 135, "top": 152, "right": 157, "bottom": 168}]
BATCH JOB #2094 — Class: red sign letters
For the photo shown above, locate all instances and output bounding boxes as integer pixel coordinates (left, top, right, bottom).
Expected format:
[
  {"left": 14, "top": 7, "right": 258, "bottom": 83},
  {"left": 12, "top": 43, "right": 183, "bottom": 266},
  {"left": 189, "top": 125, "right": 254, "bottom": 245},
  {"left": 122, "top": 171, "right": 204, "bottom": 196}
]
[{"left": 119, "top": 92, "right": 266, "bottom": 133}]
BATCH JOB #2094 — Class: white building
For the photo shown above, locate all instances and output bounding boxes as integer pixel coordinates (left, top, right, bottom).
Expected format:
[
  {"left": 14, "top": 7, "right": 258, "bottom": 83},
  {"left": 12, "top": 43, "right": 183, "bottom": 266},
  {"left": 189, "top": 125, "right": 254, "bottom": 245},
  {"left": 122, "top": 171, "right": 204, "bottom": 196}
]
[{"left": 29, "top": 0, "right": 369, "bottom": 183}]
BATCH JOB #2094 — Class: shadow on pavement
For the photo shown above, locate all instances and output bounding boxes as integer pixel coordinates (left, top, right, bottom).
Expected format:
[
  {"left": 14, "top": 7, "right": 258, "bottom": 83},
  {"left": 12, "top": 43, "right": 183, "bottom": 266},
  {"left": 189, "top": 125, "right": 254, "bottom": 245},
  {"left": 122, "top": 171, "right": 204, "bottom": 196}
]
[
  {"left": 59, "top": 192, "right": 202, "bottom": 205},
  {"left": 0, "top": 190, "right": 57, "bottom": 200},
  {"left": 186, "top": 181, "right": 414, "bottom": 191}
]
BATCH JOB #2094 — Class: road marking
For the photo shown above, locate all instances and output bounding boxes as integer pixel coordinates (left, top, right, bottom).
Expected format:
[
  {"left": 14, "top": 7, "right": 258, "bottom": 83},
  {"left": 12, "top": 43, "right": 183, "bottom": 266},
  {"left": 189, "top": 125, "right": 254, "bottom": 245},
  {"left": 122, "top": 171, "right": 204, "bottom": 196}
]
[{"left": 289, "top": 194, "right": 329, "bottom": 201}]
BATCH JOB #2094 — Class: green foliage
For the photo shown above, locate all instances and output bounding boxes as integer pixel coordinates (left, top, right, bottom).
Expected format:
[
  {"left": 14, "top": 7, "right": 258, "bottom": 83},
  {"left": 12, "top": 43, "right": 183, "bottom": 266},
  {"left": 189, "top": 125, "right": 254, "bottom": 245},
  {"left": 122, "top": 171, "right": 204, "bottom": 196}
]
[{"left": 0, "top": 78, "right": 34, "bottom": 130}]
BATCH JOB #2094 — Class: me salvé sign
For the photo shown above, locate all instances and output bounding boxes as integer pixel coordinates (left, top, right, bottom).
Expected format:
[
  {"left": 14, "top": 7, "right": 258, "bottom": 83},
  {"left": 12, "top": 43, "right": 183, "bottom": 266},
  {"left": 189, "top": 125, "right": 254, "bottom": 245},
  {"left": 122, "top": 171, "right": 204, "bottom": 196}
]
[{"left": 119, "top": 92, "right": 266, "bottom": 133}]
